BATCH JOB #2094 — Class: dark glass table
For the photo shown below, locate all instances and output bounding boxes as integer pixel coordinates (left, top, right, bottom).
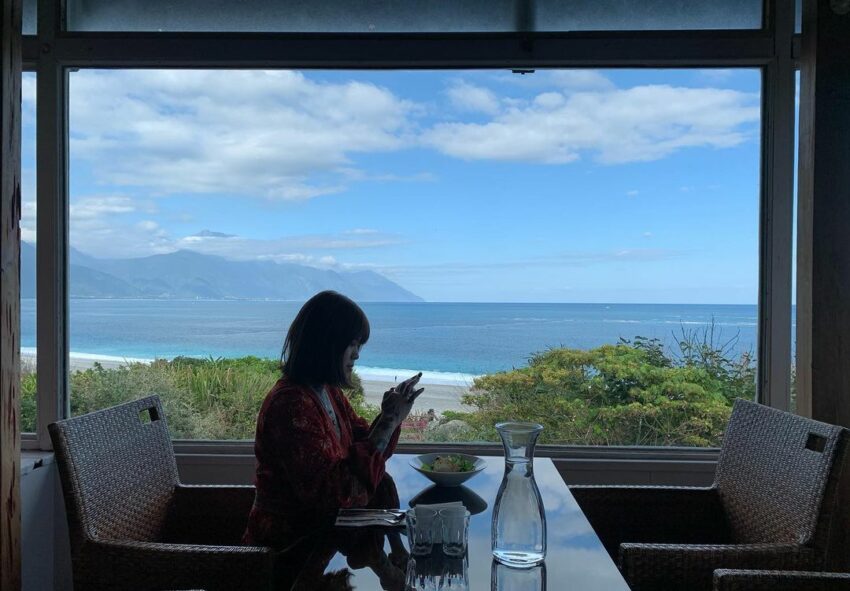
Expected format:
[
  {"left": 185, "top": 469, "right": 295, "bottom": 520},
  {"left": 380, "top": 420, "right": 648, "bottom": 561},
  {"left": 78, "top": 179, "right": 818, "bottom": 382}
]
[{"left": 286, "top": 454, "right": 629, "bottom": 590}]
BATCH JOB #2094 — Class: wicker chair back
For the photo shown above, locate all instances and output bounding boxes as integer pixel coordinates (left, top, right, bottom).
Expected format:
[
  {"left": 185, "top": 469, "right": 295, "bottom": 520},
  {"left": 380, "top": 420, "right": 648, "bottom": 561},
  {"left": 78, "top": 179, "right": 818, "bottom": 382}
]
[
  {"left": 48, "top": 395, "right": 180, "bottom": 543},
  {"left": 715, "top": 399, "right": 847, "bottom": 545}
]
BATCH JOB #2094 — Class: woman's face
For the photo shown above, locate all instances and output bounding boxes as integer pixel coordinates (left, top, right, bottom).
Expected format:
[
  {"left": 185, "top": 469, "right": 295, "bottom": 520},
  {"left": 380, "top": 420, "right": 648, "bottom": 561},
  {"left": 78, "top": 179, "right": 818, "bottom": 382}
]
[{"left": 341, "top": 340, "right": 362, "bottom": 383}]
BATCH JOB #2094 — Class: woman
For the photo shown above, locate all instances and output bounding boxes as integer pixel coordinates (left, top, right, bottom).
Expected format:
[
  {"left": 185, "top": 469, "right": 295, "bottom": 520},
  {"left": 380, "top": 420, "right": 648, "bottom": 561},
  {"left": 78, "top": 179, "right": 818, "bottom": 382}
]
[{"left": 242, "top": 290, "right": 423, "bottom": 548}]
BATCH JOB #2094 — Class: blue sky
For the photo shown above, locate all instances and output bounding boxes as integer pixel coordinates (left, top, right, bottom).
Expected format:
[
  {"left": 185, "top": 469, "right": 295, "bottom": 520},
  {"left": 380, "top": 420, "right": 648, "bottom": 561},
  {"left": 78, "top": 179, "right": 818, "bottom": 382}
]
[{"left": 21, "top": 68, "right": 762, "bottom": 304}]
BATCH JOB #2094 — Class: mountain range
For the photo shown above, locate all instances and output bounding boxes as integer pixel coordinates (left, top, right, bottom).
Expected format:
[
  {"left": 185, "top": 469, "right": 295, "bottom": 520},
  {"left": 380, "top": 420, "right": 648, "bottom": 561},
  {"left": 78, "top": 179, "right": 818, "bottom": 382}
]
[{"left": 20, "top": 242, "right": 422, "bottom": 302}]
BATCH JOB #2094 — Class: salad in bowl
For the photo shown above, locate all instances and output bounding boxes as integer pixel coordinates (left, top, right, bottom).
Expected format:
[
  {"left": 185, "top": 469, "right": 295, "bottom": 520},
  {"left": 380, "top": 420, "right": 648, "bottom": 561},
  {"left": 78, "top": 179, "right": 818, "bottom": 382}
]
[{"left": 410, "top": 453, "right": 486, "bottom": 486}]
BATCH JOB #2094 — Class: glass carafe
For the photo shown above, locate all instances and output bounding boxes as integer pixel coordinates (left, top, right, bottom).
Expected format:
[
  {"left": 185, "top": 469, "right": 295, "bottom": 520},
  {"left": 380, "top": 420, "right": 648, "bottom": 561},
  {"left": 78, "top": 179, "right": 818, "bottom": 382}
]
[{"left": 491, "top": 422, "right": 546, "bottom": 568}]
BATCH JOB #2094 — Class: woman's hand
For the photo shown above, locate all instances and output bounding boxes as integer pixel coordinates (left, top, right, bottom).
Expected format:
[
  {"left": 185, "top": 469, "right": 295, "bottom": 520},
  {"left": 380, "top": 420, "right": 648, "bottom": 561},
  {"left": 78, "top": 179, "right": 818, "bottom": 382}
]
[
  {"left": 369, "top": 373, "right": 424, "bottom": 452},
  {"left": 379, "top": 372, "right": 424, "bottom": 429}
]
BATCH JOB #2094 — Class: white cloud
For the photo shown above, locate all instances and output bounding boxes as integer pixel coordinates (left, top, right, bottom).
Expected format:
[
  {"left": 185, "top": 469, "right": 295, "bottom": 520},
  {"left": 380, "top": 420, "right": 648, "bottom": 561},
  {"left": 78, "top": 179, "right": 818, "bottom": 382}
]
[
  {"left": 70, "top": 196, "right": 149, "bottom": 220},
  {"left": 626, "top": 190, "right": 640, "bottom": 197},
  {"left": 20, "top": 196, "right": 37, "bottom": 244},
  {"left": 69, "top": 70, "right": 420, "bottom": 200},
  {"left": 67, "top": 70, "right": 759, "bottom": 201},
  {"left": 136, "top": 220, "right": 160, "bottom": 232},
  {"left": 337, "top": 168, "right": 437, "bottom": 183},
  {"left": 422, "top": 84, "right": 759, "bottom": 165},
  {"left": 67, "top": 209, "right": 406, "bottom": 261},
  {"left": 547, "top": 70, "right": 616, "bottom": 91},
  {"left": 170, "top": 230, "right": 403, "bottom": 263},
  {"left": 21, "top": 227, "right": 37, "bottom": 244},
  {"left": 643, "top": 231, "right": 653, "bottom": 238},
  {"left": 21, "top": 199, "right": 36, "bottom": 221},
  {"left": 699, "top": 68, "right": 735, "bottom": 82},
  {"left": 66, "top": 196, "right": 170, "bottom": 258},
  {"left": 446, "top": 80, "right": 501, "bottom": 115},
  {"left": 257, "top": 252, "right": 339, "bottom": 268},
  {"left": 21, "top": 199, "right": 36, "bottom": 244},
  {"left": 71, "top": 221, "right": 172, "bottom": 259}
]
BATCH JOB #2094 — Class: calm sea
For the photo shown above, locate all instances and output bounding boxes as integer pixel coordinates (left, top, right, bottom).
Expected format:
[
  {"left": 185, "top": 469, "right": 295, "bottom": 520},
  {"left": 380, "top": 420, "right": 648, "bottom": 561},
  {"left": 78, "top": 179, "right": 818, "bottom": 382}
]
[{"left": 20, "top": 299, "right": 774, "bottom": 382}]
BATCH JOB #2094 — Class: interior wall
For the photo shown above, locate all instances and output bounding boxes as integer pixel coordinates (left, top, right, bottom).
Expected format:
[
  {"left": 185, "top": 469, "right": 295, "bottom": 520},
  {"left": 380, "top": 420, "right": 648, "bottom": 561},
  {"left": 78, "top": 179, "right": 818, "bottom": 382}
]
[{"left": 20, "top": 454, "right": 71, "bottom": 591}]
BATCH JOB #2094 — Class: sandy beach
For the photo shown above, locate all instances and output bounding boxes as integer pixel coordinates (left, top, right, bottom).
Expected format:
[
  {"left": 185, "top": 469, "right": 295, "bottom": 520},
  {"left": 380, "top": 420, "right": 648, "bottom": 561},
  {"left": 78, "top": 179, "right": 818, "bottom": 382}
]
[
  {"left": 21, "top": 350, "right": 474, "bottom": 415},
  {"left": 361, "top": 379, "right": 472, "bottom": 414}
]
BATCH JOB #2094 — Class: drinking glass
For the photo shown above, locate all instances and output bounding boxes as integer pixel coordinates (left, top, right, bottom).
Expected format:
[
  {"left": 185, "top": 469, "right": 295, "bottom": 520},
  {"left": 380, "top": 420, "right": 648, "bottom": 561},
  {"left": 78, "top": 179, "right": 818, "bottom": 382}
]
[
  {"left": 407, "top": 507, "right": 437, "bottom": 555},
  {"left": 439, "top": 507, "right": 470, "bottom": 557}
]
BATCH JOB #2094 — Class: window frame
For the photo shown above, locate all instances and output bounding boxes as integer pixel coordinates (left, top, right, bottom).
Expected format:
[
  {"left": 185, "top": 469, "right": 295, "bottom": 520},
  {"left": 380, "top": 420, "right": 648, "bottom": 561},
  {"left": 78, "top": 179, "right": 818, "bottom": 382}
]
[{"left": 21, "top": 0, "right": 798, "bottom": 453}]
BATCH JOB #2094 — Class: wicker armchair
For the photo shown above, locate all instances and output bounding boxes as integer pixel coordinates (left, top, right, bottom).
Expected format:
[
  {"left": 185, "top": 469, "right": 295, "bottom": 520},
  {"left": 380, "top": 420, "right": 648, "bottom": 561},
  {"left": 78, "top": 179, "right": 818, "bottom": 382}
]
[
  {"left": 713, "top": 569, "right": 850, "bottom": 590},
  {"left": 570, "top": 399, "right": 850, "bottom": 591},
  {"left": 49, "top": 395, "right": 279, "bottom": 591}
]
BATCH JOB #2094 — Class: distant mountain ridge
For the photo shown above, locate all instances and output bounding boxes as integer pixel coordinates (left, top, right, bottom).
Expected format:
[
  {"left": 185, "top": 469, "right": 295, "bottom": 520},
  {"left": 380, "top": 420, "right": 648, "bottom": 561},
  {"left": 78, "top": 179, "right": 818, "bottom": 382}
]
[{"left": 20, "top": 242, "right": 423, "bottom": 302}]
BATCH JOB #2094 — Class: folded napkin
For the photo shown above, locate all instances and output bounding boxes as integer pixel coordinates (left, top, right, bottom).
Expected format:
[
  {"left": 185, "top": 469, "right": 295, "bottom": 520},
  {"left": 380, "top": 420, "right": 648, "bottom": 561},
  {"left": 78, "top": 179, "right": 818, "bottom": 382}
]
[{"left": 413, "top": 501, "right": 464, "bottom": 520}]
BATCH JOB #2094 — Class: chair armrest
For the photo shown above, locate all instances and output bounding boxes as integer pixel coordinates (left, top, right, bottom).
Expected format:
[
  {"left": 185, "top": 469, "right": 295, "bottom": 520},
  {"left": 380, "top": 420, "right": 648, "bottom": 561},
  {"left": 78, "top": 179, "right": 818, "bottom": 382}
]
[
  {"left": 570, "top": 485, "right": 730, "bottom": 559},
  {"left": 88, "top": 538, "right": 276, "bottom": 591},
  {"left": 713, "top": 569, "right": 850, "bottom": 591},
  {"left": 163, "top": 484, "right": 256, "bottom": 545},
  {"left": 714, "top": 568, "right": 850, "bottom": 591},
  {"left": 619, "top": 543, "right": 820, "bottom": 591}
]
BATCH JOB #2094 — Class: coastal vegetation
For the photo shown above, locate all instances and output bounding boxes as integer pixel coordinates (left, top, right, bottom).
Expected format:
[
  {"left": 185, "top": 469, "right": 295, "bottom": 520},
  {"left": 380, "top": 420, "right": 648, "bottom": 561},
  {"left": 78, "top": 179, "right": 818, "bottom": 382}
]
[
  {"left": 445, "top": 331, "right": 755, "bottom": 447},
  {"left": 21, "top": 356, "right": 376, "bottom": 439},
  {"left": 20, "top": 328, "right": 754, "bottom": 446}
]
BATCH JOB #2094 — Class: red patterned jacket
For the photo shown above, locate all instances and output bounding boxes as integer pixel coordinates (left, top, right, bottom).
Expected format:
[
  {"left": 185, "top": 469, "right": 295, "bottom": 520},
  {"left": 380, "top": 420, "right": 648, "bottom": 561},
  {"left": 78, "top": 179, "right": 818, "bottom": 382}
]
[{"left": 242, "top": 377, "right": 401, "bottom": 548}]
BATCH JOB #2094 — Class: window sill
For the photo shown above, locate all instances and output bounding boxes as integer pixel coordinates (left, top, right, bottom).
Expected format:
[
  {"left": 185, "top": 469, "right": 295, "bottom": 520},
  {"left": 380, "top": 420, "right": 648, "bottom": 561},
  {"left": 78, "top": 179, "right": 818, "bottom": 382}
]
[{"left": 170, "top": 438, "right": 720, "bottom": 462}]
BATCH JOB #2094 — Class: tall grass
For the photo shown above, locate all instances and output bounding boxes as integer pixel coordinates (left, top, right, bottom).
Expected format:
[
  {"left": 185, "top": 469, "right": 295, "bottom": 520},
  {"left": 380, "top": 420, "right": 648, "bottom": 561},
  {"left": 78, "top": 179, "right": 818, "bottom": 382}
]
[{"left": 21, "top": 356, "right": 373, "bottom": 440}]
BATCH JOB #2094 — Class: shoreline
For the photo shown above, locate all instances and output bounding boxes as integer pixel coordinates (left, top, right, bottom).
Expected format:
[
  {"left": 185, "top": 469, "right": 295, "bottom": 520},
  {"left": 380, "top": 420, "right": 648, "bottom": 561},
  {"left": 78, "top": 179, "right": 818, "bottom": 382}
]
[{"left": 20, "top": 349, "right": 474, "bottom": 414}]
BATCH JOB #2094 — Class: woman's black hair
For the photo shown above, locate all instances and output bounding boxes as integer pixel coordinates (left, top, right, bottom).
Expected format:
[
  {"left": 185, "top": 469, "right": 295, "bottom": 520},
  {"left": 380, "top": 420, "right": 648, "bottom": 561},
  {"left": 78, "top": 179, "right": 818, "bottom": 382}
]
[{"left": 281, "top": 290, "right": 370, "bottom": 387}]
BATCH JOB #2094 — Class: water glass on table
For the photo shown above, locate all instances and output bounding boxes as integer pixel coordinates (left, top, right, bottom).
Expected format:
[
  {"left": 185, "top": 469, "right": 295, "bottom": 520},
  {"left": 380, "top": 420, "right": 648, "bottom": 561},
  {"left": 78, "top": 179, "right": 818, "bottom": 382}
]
[
  {"left": 440, "top": 507, "right": 470, "bottom": 557},
  {"left": 406, "top": 507, "right": 437, "bottom": 555}
]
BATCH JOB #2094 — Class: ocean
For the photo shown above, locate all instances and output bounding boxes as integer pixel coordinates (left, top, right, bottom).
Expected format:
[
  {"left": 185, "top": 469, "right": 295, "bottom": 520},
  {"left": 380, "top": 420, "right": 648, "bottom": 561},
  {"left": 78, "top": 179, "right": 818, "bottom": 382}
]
[{"left": 20, "top": 299, "right": 772, "bottom": 384}]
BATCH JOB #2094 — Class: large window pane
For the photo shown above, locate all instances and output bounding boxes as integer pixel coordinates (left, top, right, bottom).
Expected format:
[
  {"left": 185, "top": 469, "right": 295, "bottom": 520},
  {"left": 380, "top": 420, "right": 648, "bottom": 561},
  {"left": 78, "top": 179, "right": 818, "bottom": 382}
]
[
  {"left": 21, "top": 71, "right": 37, "bottom": 433},
  {"left": 66, "top": 0, "right": 762, "bottom": 33},
  {"left": 69, "top": 68, "right": 761, "bottom": 445}
]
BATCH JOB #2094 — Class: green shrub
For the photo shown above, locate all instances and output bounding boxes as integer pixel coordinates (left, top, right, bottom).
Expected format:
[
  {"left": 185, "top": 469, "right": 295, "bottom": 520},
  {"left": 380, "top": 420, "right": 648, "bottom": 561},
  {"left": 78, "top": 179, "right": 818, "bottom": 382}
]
[
  {"left": 21, "top": 371, "right": 37, "bottom": 433},
  {"left": 450, "top": 332, "right": 753, "bottom": 447}
]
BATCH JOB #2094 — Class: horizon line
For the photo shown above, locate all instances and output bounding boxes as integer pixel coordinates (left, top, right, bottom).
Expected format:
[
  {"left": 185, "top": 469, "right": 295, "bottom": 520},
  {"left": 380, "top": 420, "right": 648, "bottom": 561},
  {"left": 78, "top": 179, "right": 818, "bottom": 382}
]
[{"left": 19, "top": 296, "right": 767, "bottom": 307}]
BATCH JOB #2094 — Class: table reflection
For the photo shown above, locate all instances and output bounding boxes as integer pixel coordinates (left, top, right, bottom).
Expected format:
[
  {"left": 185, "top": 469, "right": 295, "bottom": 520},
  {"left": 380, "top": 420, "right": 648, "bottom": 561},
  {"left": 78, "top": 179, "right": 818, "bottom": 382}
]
[
  {"left": 285, "top": 455, "right": 629, "bottom": 591},
  {"left": 491, "top": 561, "right": 545, "bottom": 591},
  {"left": 406, "top": 553, "right": 469, "bottom": 591},
  {"left": 290, "top": 528, "right": 408, "bottom": 591}
]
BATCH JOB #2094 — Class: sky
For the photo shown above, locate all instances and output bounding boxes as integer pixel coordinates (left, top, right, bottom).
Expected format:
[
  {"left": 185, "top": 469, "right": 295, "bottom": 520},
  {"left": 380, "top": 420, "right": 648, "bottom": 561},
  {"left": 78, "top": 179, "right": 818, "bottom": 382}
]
[{"left": 20, "top": 68, "right": 762, "bottom": 304}]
